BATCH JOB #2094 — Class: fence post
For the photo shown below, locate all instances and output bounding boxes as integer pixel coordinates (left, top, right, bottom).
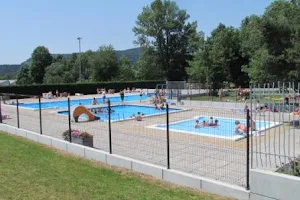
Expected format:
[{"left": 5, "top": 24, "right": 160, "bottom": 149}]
[
  {"left": 108, "top": 99, "right": 112, "bottom": 154},
  {"left": 166, "top": 103, "right": 170, "bottom": 169},
  {"left": 0, "top": 95, "right": 2, "bottom": 123},
  {"left": 68, "top": 97, "right": 72, "bottom": 143},
  {"left": 38, "top": 96, "right": 42, "bottom": 135},
  {"left": 16, "top": 94, "right": 20, "bottom": 128},
  {"left": 246, "top": 109, "right": 250, "bottom": 190}
]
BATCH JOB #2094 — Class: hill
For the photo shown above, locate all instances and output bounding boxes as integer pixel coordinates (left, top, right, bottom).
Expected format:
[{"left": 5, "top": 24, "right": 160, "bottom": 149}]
[{"left": 0, "top": 47, "right": 141, "bottom": 76}]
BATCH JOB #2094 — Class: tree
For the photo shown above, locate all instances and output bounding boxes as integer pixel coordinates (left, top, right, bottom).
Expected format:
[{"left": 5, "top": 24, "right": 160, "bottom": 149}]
[
  {"left": 240, "top": 15, "right": 263, "bottom": 58},
  {"left": 135, "top": 47, "right": 164, "bottom": 80},
  {"left": 114, "top": 56, "right": 136, "bottom": 81},
  {"left": 16, "top": 64, "right": 32, "bottom": 85},
  {"left": 91, "top": 45, "right": 119, "bottom": 82},
  {"left": 133, "top": 0, "right": 198, "bottom": 80},
  {"left": 29, "top": 46, "right": 53, "bottom": 84},
  {"left": 188, "top": 24, "right": 248, "bottom": 88},
  {"left": 242, "top": 0, "right": 300, "bottom": 82},
  {"left": 43, "top": 58, "right": 74, "bottom": 84}
]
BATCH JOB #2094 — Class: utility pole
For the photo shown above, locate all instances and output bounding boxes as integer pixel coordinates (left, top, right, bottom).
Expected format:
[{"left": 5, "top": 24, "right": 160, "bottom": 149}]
[{"left": 77, "top": 37, "right": 82, "bottom": 82}]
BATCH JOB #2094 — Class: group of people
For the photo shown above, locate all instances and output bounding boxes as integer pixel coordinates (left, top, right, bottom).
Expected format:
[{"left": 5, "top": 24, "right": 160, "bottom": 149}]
[
  {"left": 91, "top": 95, "right": 106, "bottom": 105},
  {"left": 90, "top": 107, "right": 114, "bottom": 114},
  {"left": 194, "top": 116, "right": 256, "bottom": 136},
  {"left": 194, "top": 117, "right": 219, "bottom": 128}
]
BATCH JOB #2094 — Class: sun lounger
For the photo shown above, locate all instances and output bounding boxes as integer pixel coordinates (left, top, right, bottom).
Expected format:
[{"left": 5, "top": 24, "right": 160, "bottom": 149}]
[{"left": 42, "top": 92, "right": 53, "bottom": 99}]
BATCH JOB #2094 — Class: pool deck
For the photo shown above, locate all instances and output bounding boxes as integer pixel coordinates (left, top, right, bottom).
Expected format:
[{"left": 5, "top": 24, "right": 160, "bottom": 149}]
[{"left": 1, "top": 93, "right": 300, "bottom": 187}]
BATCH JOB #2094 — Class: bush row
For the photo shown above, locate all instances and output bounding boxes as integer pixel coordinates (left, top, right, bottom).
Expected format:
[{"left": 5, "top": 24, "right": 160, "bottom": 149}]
[{"left": 0, "top": 80, "right": 165, "bottom": 96}]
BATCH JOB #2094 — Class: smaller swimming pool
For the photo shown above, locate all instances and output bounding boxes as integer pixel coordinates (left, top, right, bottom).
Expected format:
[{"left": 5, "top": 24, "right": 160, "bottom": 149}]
[
  {"left": 58, "top": 105, "right": 181, "bottom": 122},
  {"left": 148, "top": 116, "right": 280, "bottom": 141}
]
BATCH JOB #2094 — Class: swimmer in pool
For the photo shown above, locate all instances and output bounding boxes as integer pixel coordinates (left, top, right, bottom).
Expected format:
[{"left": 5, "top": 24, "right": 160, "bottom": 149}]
[{"left": 194, "top": 120, "right": 200, "bottom": 128}]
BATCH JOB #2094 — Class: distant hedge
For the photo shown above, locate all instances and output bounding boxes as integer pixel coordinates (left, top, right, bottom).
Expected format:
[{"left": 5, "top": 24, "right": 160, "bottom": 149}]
[{"left": 0, "top": 80, "right": 165, "bottom": 96}]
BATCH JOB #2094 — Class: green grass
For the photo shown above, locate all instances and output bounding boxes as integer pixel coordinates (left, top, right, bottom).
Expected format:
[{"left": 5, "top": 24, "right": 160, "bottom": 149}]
[
  {"left": 186, "top": 91, "right": 238, "bottom": 102},
  {"left": 0, "top": 133, "right": 233, "bottom": 200}
]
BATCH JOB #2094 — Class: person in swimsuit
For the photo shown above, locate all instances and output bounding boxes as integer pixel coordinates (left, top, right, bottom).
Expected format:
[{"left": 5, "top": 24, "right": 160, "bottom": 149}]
[
  {"left": 120, "top": 90, "right": 125, "bottom": 102},
  {"left": 140, "top": 90, "right": 143, "bottom": 102},
  {"left": 91, "top": 97, "right": 98, "bottom": 105},
  {"left": 235, "top": 120, "right": 247, "bottom": 135},
  {"left": 194, "top": 120, "right": 200, "bottom": 128},
  {"left": 208, "top": 117, "right": 214, "bottom": 126},
  {"left": 201, "top": 120, "right": 208, "bottom": 127}
]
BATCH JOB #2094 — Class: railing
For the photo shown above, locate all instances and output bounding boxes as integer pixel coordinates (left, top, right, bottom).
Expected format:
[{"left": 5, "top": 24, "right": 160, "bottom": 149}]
[
  {"left": 250, "top": 82, "right": 300, "bottom": 176},
  {"left": 0, "top": 92, "right": 250, "bottom": 188}
]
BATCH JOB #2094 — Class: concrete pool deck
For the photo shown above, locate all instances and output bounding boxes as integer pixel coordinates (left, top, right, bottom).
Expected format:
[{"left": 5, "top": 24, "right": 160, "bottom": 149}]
[{"left": 1, "top": 96, "right": 300, "bottom": 187}]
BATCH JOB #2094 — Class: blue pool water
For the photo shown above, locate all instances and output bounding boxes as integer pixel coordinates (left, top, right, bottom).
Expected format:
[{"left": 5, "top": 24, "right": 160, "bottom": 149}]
[
  {"left": 17, "top": 94, "right": 152, "bottom": 109},
  {"left": 58, "top": 105, "right": 181, "bottom": 121},
  {"left": 154, "top": 116, "right": 277, "bottom": 140}
]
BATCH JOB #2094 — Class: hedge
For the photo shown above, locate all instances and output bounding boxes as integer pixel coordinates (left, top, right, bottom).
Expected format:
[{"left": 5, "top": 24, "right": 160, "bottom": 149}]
[{"left": 0, "top": 80, "right": 165, "bottom": 96}]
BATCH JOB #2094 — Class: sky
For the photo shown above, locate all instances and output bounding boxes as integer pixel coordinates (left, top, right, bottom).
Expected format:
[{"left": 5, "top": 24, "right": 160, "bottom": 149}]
[{"left": 0, "top": 0, "right": 274, "bottom": 64}]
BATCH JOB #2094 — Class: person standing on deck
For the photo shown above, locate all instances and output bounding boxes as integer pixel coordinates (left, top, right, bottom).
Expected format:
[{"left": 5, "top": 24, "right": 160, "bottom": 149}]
[{"left": 218, "top": 88, "right": 223, "bottom": 102}]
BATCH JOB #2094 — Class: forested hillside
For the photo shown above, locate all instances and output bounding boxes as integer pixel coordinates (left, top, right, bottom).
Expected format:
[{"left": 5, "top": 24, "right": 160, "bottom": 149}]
[{"left": 0, "top": 47, "right": 140, "bottom": 77}]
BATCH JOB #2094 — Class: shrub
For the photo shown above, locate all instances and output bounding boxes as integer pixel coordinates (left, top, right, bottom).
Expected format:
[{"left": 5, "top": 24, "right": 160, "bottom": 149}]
[{"left": 62, "top": 129, "right": 93, "bottom": 140}]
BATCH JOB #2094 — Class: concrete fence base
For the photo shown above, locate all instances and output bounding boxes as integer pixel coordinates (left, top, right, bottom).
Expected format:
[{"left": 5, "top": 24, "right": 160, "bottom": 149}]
[
  {"left": 250, "top": 169, "right": 300, "bottom": 200},
  {"left": 0, "top": 123, "right": 249, "bottom": 200}
]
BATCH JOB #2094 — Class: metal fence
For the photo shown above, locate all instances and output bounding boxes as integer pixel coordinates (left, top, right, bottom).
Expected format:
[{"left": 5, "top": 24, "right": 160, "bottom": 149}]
[
  {"left": 250, "top": 82, "right": 300, "bottom": 174},
  {"left": 0, "top": 91, "right": 250, "bottom": 188}
]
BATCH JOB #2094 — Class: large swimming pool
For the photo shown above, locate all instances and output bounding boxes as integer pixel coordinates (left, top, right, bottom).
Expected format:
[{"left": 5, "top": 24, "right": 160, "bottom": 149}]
[
  {"left": 17, "top": 94, "right": 152, "bottom": 110},
  {"left": 58, "top": 105, "right": 181, "bottom": 121},
  {"left": 148, "top": 116, "right": 279, "bottom": 140}
]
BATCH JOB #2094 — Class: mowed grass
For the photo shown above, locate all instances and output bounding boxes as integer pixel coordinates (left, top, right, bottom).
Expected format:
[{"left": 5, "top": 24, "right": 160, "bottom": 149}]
[
  {"left": 0, "top": 133, "right": 233, "bottom": 200},
  {"left": 187, "top": 92, "right": 238, "bottom": 102}
]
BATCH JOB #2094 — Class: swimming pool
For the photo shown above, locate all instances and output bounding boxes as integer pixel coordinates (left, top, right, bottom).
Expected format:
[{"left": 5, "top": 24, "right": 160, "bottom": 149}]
[
  {"left": 17, "top": 94, "right": 153, "bottom": 110},
  {"left": 58, "top": 105, "right": 181, "bottom": 121},
  {"left": 148, "top": 116, "right": 279, "bottom": 141}
]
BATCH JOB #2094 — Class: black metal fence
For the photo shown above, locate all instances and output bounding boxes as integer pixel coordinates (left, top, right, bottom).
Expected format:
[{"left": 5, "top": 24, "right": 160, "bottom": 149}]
[
  {"left": 250, "top": 82, "right": 300, "bottom": 175},
  {"left": 0, "top": 92, "right": 250, "bottom": 188}
]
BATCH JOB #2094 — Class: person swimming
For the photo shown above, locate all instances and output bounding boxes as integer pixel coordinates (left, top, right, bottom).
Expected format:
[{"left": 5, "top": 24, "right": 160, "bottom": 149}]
[
  {"left": 201, "top": 120, "right": 208, "bottom": 127},
  {"left": 210, "top": 119, "right": 219, "bottom": 127},
  {"left": 194, "top": 120, "right": 200, "bottom": 128},
  {"left": 208, "top": 117, "right": 214, "bottom": 125}
]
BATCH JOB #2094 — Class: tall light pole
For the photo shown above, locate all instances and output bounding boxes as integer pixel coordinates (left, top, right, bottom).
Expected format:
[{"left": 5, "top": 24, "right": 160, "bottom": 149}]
[{"left": 77, "top": 37, "right": 82, "bottom": 82}]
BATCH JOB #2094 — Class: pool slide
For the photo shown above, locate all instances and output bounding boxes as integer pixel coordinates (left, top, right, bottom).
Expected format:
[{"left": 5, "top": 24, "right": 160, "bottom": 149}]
[{"left": 72, "top": 105, "right": 100, "bottom": 122}]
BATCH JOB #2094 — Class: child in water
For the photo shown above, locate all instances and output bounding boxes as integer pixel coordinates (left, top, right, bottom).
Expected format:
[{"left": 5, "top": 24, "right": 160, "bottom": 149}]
[{"left": 194, "top": 120, "right": 200, "bottom": 128}]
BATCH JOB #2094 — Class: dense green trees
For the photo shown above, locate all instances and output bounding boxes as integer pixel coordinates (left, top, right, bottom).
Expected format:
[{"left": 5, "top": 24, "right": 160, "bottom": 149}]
[
  {"left": 91, "top": 45, "right": 119, "bottom": 82},
  {"left": 188, "top": 0, "right": 300, "bottom": 87},
  {"left": 15, "top": 0, "right": 300, "bottom": 86},
  {"left": 241, "top": 0, "right": 300, "bottom": 83},
  {"left": 133, "top": 0, "right": 198, "bottom": 80},
  {"left": 16, "top": 64, "right": 32, "bottom": 85},
  {"left": 29, "top": 46, "right": 53, "bottom": 84}
]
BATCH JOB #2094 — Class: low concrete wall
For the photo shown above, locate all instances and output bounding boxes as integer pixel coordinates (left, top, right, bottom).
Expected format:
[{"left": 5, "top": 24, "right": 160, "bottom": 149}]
[
  {"left": 0, "top": 123, "right": 249, "bottom": 200},
  {"left": 250, "top": 169, "right": 300, "bottom": 200}
]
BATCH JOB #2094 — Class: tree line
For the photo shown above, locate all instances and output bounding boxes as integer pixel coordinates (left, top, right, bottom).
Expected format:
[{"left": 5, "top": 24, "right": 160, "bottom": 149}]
[{"left": 16, "top": 0, "right": 300, "bottom": 88}]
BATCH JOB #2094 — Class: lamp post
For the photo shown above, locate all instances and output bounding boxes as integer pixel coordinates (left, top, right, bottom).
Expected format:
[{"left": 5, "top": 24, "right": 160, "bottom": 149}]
[{"left": 77, "top": 37, "right": 82, "bottom": 82}]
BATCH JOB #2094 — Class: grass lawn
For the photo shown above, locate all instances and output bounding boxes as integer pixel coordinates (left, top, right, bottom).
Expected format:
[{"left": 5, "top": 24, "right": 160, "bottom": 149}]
[
  {"left": 0, "top": 133, "right": 233, "bottom": 200},
  {"left": 186, "top": 91, "right": 238, "bottom": 102}
]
